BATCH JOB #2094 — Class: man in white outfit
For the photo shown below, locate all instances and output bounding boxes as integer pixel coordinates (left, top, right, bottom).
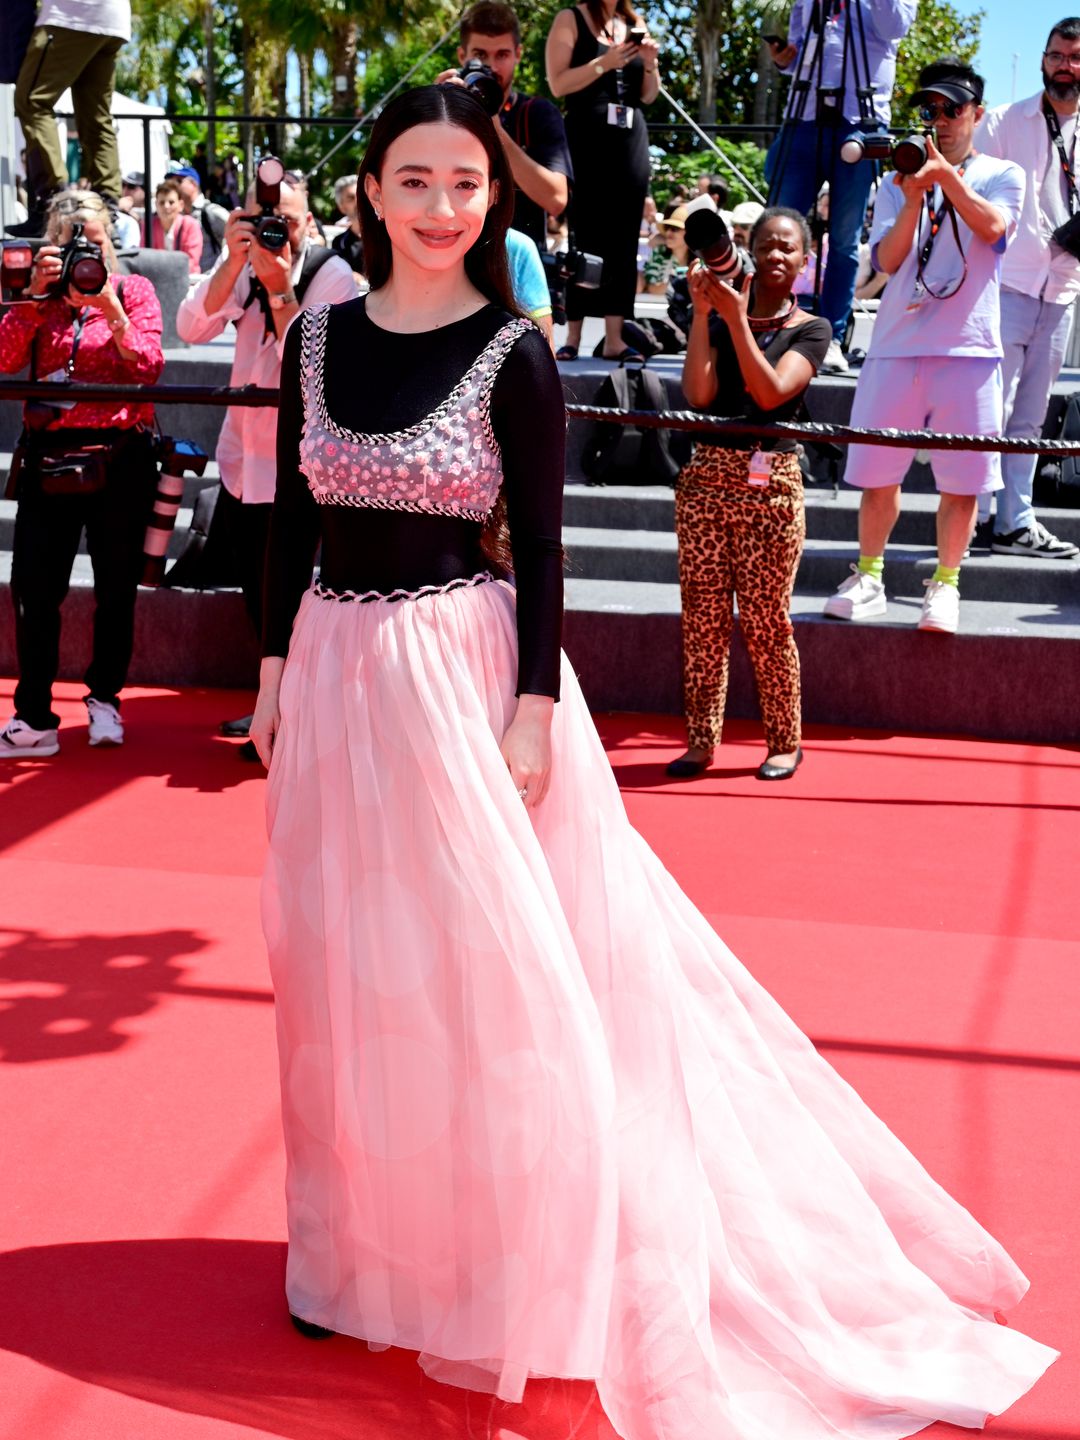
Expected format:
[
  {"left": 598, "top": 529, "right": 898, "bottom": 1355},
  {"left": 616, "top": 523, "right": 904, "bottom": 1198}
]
[{"left": 974, "top": 18, "right": 1080, "bottom": 558}]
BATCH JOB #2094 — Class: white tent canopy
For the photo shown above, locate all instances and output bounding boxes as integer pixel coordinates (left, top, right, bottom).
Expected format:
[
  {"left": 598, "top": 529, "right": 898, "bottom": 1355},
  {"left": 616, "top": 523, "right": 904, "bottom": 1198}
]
[{"left": 13, "top": 89, "right": 172, "bottom": 189}]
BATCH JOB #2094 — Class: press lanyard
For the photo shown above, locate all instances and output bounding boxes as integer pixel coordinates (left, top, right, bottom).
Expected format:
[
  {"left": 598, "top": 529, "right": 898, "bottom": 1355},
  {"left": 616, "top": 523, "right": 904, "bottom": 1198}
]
[
  {"left": 1043, "top": 97, "right": 1079, "bottom": 215},
  {"left": 916, "top": 156, "right": 972, "bottom": 300},
  {"left": 65, "top": 311, "right": 86, "bottom": 378}
]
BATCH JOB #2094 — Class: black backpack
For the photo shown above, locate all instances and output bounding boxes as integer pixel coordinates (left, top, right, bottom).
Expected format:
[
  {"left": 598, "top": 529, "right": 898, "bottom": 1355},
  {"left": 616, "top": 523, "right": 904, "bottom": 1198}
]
[
  {"left": 1052, "top": 391, "right": 1080, "bottom": 507},
  {"left": 581, "top": 361, "right": 680, "bottom": 486}
]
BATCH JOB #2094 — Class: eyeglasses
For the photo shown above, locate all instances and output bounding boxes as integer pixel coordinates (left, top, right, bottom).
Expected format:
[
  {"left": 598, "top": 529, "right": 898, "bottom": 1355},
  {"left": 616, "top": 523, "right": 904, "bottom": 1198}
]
[
  {"left": 917, "top": 99, "right": 971, "bottom": 122},
  {"left": 1044, "top": 50, "right": 1080, "bottom": 68}
]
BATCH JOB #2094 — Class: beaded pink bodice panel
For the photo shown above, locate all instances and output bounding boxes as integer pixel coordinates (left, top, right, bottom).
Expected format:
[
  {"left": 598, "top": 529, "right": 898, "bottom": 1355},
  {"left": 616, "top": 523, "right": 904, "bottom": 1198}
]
[{"left": 298, "top": 304, "right": 532, "bottom": 523}]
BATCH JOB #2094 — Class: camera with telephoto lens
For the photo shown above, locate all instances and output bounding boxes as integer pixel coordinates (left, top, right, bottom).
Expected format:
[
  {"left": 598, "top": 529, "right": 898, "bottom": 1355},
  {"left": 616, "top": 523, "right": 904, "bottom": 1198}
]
[
  {"left": 142, "top": 436, "right": 210, "bottom": 587},
  {"left": 684, "top": 209, "right": 753, "bottom": 286},
  {"left": 458, "top": 59, "right": 503, "bottom": 116},
  {"left": 840, "top": 127, "right": 930, "bottom": 175},
  {"left": 541, "top": 247, "right": 603, "bottom": 327},
  {"left": 241, "top": 155, "right": 290, "bottom": 251}
]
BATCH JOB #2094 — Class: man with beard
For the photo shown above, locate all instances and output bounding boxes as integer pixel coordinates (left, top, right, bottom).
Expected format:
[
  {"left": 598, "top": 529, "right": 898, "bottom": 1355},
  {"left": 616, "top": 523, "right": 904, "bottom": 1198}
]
[{"left": 975, "top": 19, "right": 1080, "bottom": 557}]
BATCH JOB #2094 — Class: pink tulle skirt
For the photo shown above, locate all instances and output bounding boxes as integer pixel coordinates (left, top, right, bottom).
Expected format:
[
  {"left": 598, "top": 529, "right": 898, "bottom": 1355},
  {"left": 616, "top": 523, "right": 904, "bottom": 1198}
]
[{"left": 262, "top": 577, "right": 1057, "bottom": 1440}]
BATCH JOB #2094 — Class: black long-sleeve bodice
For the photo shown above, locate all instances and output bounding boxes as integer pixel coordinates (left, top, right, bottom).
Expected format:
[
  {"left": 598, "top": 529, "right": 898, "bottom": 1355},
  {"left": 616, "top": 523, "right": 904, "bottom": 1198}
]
[{"left": 263, "top": 298, "right": 567, "bottom": 699}]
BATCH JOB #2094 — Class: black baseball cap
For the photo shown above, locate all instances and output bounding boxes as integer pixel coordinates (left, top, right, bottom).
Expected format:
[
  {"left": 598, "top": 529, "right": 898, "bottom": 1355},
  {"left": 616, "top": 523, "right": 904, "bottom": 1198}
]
[{"left": 911, "top": 58, "right": 985, "bottom": 107}]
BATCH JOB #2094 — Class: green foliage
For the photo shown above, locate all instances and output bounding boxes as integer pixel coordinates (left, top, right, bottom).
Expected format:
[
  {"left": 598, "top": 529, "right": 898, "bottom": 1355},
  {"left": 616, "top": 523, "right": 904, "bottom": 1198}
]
[
  {"left": 894, "top": 1, "right": 984, "bottom": 112},
  {"left": 651, "top": 140, "right": 767, "bottom": 210}
]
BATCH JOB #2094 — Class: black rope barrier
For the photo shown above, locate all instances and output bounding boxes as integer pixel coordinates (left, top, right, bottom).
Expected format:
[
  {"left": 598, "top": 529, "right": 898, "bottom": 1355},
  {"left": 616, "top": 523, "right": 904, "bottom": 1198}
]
[{"left": 0, "top": 380, "right": 1077, "bottom": 455}]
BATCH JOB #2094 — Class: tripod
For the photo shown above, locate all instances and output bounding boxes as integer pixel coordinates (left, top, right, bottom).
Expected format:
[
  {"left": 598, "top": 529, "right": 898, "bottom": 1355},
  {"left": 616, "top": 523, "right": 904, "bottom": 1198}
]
[{"left": 766, "top": 0, "right": 880, "bottom": 335}]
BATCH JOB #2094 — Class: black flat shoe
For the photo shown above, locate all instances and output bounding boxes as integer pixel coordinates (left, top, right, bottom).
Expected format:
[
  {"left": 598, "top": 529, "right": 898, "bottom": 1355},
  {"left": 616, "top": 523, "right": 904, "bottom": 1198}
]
[
  {"left": 555, "top": 344, "right": 578, "bottom": 361},
  {"left": 604, "top": 346, "right": 644, "bottom": 364},
  {"left": 666, "top": 755, "right": 710, "bottom": 779},
  {"left": 756, "top": 747, "right": 803, "bottom": 781},
  {"left": 290, "top": 1314, "right": 335, "bottom": 1339},
  {"left": 220, "top": 713, "right": 253, "bottom": 737}
]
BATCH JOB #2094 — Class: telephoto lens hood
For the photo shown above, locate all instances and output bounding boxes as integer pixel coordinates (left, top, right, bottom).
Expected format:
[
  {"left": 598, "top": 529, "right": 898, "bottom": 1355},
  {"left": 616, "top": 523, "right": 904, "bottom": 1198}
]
[{"left": 684, "top": 208, "right": 747, "bottom": 284}]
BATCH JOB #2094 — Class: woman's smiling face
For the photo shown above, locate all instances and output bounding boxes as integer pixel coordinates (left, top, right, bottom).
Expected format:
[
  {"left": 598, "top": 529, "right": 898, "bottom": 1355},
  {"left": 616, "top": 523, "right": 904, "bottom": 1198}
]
[{"left": 364, "top": 122, "right": 495, "bottom": 273}]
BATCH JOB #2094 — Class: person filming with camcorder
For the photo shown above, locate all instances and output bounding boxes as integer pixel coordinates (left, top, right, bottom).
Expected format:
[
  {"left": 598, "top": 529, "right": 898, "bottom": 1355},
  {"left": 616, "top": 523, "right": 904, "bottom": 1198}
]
[
  {"left": 824, "top": 59, "right": 1026, "bottom": 637},
  {"left": 0, "top": 189, "right": 164, "bottom": 759}
]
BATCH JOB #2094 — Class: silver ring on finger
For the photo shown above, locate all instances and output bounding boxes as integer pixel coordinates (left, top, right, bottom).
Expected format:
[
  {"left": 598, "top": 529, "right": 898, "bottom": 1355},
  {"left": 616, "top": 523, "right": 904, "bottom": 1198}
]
[{"left": 517, "top": 786, "right": 528, "bottom": 799}]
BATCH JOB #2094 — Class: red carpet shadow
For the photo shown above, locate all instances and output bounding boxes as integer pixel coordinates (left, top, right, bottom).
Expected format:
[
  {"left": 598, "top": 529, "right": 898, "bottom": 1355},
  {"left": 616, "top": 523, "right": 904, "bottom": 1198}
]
[
  {"left": 0, "top": 925, "right": 270, "bottom": 1064},
  {"left": 0, "top": 1239, "right": 616, "bottom": 1440}
]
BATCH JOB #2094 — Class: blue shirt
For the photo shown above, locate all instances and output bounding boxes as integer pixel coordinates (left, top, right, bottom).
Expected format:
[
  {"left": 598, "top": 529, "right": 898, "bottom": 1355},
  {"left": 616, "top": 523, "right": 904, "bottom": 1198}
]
[
  {"left": 506, "top": 228, "right": 552, "bottom": 321},
  {"left": 784, "top": 0, "right": 917, "bottom": 127},
  {"left": 866, "top": 154, "right": 1026, "bottom": 360}
]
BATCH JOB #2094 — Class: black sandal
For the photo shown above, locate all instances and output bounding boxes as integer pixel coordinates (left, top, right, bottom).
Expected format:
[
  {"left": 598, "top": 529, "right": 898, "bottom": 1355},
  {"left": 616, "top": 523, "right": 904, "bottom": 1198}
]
[
  {"left": 604, "top": 347, "right": 644, "bottom": 364},
  {"left": 555, "top": 344, "right": 578, "bottom": 360}
]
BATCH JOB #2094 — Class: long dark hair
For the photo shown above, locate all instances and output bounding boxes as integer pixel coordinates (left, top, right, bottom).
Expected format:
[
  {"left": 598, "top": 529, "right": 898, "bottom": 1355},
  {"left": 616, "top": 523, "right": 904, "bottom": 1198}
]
[
  {"left": 356, "top": 85, "right": 526, "bottom": 572},
  {"left": 357, "top": 85, "right": 520, "bottom": 314},
  {"left": 584, "top": 0, "right": 642, "bottom": 33}
]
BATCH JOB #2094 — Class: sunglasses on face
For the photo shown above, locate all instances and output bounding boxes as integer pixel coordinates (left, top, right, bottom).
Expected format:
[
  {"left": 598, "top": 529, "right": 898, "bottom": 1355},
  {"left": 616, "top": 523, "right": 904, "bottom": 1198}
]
[
  {"left": 917, "top": 99, "right": 971, "bottom": 122},
  {"left": 1044, "top": 50, "right": 1080, "bottom": 68}
]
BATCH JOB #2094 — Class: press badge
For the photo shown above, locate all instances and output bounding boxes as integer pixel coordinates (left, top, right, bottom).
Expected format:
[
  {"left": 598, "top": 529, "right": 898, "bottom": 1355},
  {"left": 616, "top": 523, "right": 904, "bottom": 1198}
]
[
  {"left": 906, "top": 278, "right": 928, "bottom": 313},
  {"left": 607, "top": 103, "right": 634, "bottom": 128},
  {"left": 747, "top": 450, "right": 775, "bottom": 487},
  {"left": 41, "top": 368, "right": 78, "bottom": 408}
]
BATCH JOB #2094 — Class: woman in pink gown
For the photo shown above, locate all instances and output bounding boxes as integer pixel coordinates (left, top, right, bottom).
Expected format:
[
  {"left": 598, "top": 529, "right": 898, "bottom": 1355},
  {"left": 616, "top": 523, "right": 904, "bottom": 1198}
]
[{"left": 252, "top": 85, "right": 1057, "bottom": 1440}]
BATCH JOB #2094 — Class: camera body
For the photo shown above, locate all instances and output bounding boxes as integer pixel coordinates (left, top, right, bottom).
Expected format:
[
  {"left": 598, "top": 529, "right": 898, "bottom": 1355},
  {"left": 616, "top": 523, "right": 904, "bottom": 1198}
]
[
  {"left": 156, "top": 436, "right": 209, "bottom": 478},
  {"left": 1, "top": 225, "right": 109, "bottom": 303},
  {"left": 241, "top": 155, "right": 290, "bottom": 251},
  {"left": 458, "top": 59, "right": 503, "bottom": 116},
  {"left": 541, "top": 248, "right": 603, "bottom": 326}
]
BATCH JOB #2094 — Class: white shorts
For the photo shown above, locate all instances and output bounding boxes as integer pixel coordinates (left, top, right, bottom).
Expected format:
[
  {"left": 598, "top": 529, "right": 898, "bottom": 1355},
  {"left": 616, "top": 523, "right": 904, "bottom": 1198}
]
[{"left": 844, "top": 356, "right": 1004, "bottom": 496}]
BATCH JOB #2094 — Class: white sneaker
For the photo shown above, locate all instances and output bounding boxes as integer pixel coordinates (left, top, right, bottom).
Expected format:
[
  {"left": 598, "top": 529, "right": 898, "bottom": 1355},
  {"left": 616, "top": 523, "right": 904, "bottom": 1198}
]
[
  {"left": 823, "top": 565, "right": 887, "bottom": 621},
  {"left": 0, "top": 717, "right": 60, "bottom": 757},
  {"left": 918, "top": 579, "right": 960, "bottom": 634},
  {"left": 822, "top": 339, "right": 849, "bottom": 373},
  {"left": 86, "top": 697, "right": 124, "bottom": 746}
]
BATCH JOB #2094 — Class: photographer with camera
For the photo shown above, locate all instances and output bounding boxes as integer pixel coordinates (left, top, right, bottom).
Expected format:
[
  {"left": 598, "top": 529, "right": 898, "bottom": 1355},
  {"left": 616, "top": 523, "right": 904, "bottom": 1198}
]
[
  {"left": 972, "top": 19, "right": 1080, "bottom": 559},
  {"left": 767, "top": 0, "right": 917, "bottom": 373},
  {"left": 176, "top": 164, "right": 355, "bottom": 754},
  {"left": 824, "top": 60, "right": 1025, "bottom": 636},
  {"left": 437, "top": 2, "right": 574, "bottom": 253},
  {"left": 666, "top": 209, "right": 831, "bottom": 783},
  {"left": 0, "top": 189, "right": 163, "bottom": 758}
]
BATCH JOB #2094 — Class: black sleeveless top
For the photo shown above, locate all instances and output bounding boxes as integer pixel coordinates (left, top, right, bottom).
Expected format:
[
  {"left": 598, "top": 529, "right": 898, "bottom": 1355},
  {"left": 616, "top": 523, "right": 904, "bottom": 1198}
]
[{"left": 564, "top": 6, "right": 645, "bottom": 116}]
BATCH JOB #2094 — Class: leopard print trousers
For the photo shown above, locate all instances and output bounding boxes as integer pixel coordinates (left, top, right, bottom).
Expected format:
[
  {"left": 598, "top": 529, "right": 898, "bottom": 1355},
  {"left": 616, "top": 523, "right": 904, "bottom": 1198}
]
[{"left": 674, "top": 445, "right": 805, "bottom": 754}]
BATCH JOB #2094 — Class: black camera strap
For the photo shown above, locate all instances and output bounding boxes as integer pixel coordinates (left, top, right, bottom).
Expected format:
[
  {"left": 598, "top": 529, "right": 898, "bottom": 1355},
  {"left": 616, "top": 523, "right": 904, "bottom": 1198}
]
[
  {"left": 1043, "top": 96, "right": 1080, "bottom": 216},
  {"left": 915, "top": 155, "right": 972, "bottom": 300}
]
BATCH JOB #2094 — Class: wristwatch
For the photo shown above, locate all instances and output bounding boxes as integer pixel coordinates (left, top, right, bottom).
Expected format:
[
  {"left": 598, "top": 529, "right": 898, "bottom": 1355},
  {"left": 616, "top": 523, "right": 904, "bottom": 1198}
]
[
  {"left": 269, "top": 290, "right": 297, "bottom": 309},
  {"left": 108, "top": 313, "right": 130, "bottom": 332}
]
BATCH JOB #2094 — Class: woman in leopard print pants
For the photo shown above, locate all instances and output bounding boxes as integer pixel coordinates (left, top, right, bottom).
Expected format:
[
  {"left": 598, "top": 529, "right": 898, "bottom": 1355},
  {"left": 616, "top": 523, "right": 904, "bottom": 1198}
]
[{"left": 667, "top": 209, "right": 831, "bottom": 781}]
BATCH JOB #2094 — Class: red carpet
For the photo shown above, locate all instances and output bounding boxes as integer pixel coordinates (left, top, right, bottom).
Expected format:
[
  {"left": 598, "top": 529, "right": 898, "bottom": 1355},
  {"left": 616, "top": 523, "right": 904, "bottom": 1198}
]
[{"left": 1, "top": 680, "right": 1076, "bottom": 1440}]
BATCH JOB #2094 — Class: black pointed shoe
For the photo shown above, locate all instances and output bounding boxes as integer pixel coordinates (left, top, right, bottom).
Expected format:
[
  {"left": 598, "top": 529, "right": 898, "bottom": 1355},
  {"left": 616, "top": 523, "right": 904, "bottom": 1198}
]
[
  {"left": 666, "top": 753, "right": 711, "bottom": 779},
  {"left": 756, "top": 747, "right": 803, "bottom": 781},
  {"left": 290, "top": 1313, "right": 335, "bottom": 1339}
]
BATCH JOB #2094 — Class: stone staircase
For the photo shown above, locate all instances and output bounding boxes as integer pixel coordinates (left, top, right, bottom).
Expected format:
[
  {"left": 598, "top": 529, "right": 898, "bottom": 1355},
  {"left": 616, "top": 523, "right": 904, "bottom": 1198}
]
[{"left": 2, "top": 342, "right": 1080, "bottom": 741}]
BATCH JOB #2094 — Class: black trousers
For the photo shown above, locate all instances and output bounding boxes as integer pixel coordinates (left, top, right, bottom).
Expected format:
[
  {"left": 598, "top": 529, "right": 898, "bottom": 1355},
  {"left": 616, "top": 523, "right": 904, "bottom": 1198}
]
[
  {"left": 11, "top": 428, "right": 156, "bottom": 730},
  {"left": 205, "top": 482, "right": 272, "bottom": 638}
]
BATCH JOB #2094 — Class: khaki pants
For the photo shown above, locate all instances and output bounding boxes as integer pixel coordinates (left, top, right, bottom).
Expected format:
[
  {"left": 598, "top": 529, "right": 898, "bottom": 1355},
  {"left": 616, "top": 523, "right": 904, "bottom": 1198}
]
[
  {"left": 675, "top": 446, "right": 805, "bottom": 755},
  {"left": 15, "top": 25, "right": 123, "bottom": 204}
]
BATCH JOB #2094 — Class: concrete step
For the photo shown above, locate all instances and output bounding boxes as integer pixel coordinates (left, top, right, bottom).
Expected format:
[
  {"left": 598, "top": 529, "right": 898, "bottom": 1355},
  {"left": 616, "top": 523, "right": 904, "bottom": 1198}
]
[
  {"left": 563, "top": 482, "right": 1080, "bottom": 545},
  {"left": 563, "top": 525, "right": 1080, "bottom": 601},
  {"left": 563, "top": 578, "right": 1080, "bottom": 742}
]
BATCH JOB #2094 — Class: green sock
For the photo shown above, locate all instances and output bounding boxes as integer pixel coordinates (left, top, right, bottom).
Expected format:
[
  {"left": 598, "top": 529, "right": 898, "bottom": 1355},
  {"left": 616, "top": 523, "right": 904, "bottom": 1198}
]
[
  {"left": 932, "top": 564, "right": 961, "bottom": 588},
  {"left": 857, "top": 554, "right": 884, "bottom": 580}
]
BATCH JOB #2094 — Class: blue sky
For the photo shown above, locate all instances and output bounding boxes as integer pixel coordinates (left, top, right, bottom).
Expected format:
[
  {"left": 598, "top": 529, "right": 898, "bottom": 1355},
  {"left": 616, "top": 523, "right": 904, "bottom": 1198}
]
[{"left": 976, "top": 1, "right": 1074, "bottom": 107}]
